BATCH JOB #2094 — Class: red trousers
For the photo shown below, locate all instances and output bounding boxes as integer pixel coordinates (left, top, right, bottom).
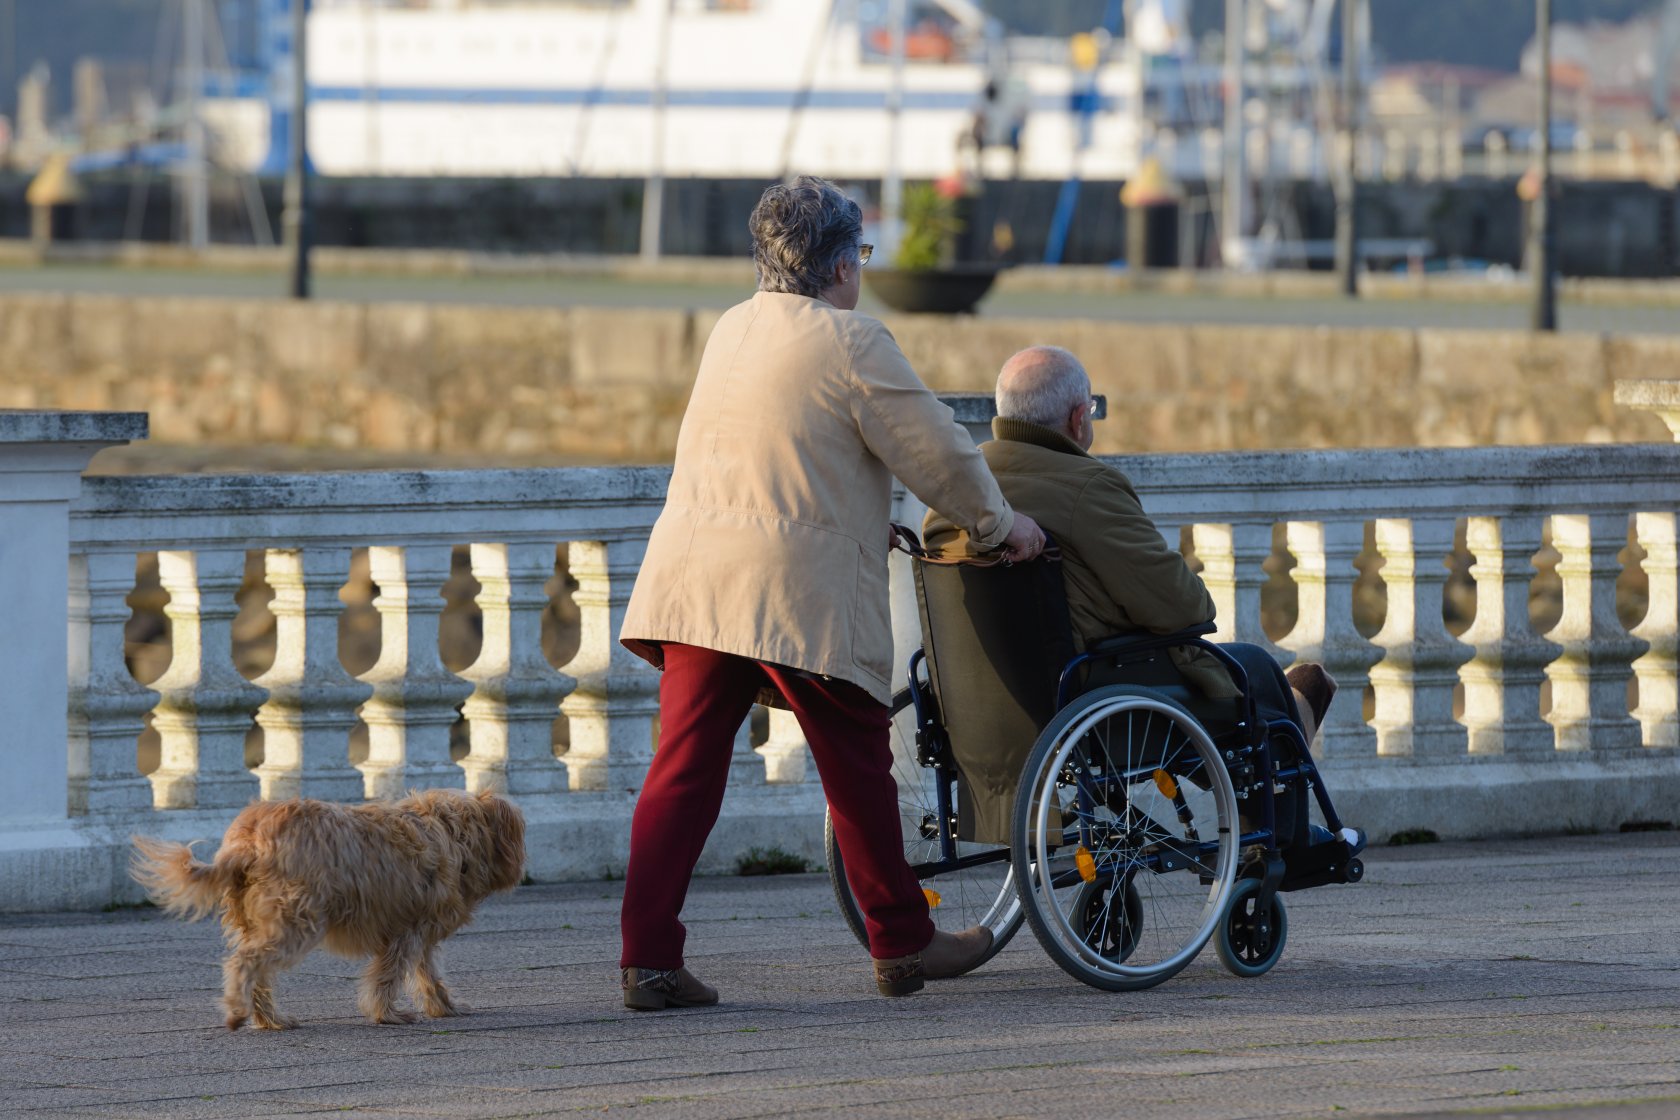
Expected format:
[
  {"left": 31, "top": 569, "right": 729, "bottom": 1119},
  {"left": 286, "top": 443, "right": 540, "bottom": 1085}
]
[{"left": 619, "top": 642, "right": 935, "bottom": 968}]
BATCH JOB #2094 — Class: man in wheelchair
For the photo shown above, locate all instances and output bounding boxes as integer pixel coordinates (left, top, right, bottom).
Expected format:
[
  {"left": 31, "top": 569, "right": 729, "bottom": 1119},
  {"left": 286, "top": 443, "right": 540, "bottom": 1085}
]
[
  {"left": 816, "top": 345, "right": 1370, "bottom": 989},
  {"left": 922, "top": 345, "right": 1365, "bottom": 860}
]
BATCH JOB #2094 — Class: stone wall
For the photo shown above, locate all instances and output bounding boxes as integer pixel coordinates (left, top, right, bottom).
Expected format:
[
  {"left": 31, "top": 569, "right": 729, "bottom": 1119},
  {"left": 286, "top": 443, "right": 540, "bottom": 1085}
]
[{"left": 0, "top": 292, "right": 1672, "bottom": 463}]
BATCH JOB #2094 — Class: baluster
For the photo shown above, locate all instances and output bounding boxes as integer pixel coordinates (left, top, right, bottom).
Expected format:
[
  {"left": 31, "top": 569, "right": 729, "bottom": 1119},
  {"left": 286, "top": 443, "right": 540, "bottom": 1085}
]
[
  {"left": 67, "top": 552, "right": 157, "bottom": 814},
  {"left": 760, "top": 706, "right": 814, "bottom": 784},
  {"left": 253, "top": 548, "right": 372, "bottom": 801},
  {"left": 1277, "top": 520, "right": 1381, "bottom": 757},
  {"left": 1631, "top": 512, "right": 1679, "bottom": 748},
  {"left": 358, "top": 545, "right": 471, "bottom": 800},
  {"left": 148, "top": 549, "right": 265, "bottom": 808},
  {"left": 561, "top": 539, "right": 658, "bottom": 792},
  {"left": 1544, "top": 513, "right": 1647, "bottom": 752},
  {"left": 1368, "top": 518, "right": 1472, "bottom": 757},
  {"left": 461, "top": 542, "right": 572, "bottom": 795},
  {"left": 1459, "top": 516, "right": 1561, "bottom": 755},
  {"left": 1192, "top": 522, "right": 1294, "bottom": 663},
  {"left": 730, "top": 710, "right": 765, "bottom": 786}
]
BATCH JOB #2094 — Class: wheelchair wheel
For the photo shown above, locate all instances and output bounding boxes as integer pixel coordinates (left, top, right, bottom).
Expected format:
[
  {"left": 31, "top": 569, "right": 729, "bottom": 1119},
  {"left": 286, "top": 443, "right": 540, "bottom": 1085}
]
[
  {"left": 1012, "top": 685, "right": 1240, "bottom": 991},
  {"left": 826, "top": 689, "right": 1021, "bottom": 964},
  {"left": 1070, "top": 876, "right": 1143, "bottom": 963},
  {"left": 1214, "top": 877, "right": 1288, "bottom": 977}
]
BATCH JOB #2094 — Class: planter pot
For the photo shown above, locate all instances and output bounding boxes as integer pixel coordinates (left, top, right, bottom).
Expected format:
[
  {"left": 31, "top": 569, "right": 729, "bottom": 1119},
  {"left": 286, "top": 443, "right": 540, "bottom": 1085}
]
[{"left": 863, "top": 266, "right": 1000, "bottom": 315}]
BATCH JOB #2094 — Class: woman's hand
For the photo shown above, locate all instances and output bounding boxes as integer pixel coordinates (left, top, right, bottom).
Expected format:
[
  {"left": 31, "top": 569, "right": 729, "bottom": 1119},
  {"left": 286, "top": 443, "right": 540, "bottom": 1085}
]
[{"left": 999, "top": 512, "right": 1047, "bottom": 564}]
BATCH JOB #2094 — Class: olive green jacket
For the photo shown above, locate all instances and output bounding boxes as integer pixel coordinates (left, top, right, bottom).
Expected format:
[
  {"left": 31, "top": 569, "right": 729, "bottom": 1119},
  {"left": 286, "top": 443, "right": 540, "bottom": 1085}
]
[{"left": 923, "top": 417, "right": 1237, "bottom": 699}]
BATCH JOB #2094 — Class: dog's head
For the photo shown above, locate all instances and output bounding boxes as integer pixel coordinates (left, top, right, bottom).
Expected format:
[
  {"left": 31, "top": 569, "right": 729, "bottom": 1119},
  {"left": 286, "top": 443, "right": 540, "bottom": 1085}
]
[
  {"left": 476, "top": 790, "right": 527, "bottom": 893},
  {"left": 403, "top": 788, "right": 527, "bottom": 897}
]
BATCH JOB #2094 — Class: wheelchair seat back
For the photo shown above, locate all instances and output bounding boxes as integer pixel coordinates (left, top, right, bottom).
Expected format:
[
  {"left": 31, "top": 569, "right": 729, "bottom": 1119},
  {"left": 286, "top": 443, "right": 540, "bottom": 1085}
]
[{"left": 914, "top": 556, "right": 1075, "bottom": 845}]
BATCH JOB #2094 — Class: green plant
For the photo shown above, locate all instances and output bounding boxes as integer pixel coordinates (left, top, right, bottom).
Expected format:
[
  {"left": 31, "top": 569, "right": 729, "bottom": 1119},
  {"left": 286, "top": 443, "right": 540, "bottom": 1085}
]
[
  {"left": 1387, "top": 828, "right": 1440, "bottom": 846},
  {"left": 893, "top": 183, "right": 964, "bottom": 271},
  {"left": 734, "top": 846, "right": 811, "bottom": 876}
]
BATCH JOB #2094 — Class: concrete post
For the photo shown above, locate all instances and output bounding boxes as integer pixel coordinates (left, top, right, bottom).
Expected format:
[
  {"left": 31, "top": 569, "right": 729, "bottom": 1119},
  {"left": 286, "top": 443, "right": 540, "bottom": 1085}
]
[{"left": 0, "top": 410, "right": 146, "bottom": 824}]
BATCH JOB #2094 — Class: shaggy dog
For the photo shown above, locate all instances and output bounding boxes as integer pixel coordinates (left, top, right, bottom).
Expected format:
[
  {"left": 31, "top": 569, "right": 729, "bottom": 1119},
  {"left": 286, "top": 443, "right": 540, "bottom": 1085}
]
[{"left": 131, "top": 789, "right": 525, "bottom": 1031}]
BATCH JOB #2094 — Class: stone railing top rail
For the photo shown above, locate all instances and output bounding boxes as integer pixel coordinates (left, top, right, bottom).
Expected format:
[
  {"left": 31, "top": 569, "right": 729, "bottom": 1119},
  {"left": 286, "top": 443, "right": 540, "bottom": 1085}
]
[
  {"left": 70, "top": 465, "right": 672, "bottom": 550},
  {"left": 68, "top": 442, "right": 1680, "bottom": 553},
  {"left": 0, "top": 409, "right": 148, "bottom": 444},
  {"left": 1111, "top": 442, "right": 1680, "bottom": 521}
]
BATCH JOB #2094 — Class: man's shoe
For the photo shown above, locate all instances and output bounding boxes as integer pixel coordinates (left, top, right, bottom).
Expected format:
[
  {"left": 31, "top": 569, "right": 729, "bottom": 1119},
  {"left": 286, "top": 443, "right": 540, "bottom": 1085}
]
[
  {"left": 621, "top": 966, "right": 718, "bottom": 1011},
  {"left": 1286, "top": 662, "right": 1338, "bottom": 728},
  {"left": 872, "top": 925, "right": 994, "bottom": 997}
]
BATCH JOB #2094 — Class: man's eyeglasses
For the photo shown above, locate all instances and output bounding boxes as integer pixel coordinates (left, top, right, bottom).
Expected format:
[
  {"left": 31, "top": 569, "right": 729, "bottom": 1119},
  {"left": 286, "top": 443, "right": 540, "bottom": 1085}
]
[
  {"left": 858, "top": 243, "right": 874, "bottom": 266},
  {"left": 1087, "top": 397, "right": 1100, "bottom": 416}
]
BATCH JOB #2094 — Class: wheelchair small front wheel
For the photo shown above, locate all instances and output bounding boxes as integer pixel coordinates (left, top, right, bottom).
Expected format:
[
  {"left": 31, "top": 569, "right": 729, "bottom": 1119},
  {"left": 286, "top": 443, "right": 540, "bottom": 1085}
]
[
  {"left": 1214, "top": 877, "right": 1288, "bottom": 978},
  {"left": 825, "top": 689, "right": 1021, "bottom": 963},
  {"left": 1012, "top": 686, "right": 1240, "bottom": 992}
]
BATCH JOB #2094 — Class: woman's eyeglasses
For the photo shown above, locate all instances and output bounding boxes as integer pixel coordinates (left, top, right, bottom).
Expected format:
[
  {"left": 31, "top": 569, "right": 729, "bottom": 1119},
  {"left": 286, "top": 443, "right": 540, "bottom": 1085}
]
[{"left": 858, "top": 243, "right": 874, "bottom": 266}]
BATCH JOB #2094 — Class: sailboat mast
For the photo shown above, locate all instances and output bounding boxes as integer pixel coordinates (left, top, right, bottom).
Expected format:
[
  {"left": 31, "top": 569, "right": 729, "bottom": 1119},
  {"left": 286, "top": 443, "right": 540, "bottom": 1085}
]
[
  {"left": 1221, "top": 0, "right": 1248, "bottom": 268},
  {"left": 640, "top": 0, "right": 672, "bottom": 262},
  {"left": 182, "top": 0, "right": 209, "bottom": 249},
  {"left": 880, "top": 0, "right": 907, "bottom": 260}
]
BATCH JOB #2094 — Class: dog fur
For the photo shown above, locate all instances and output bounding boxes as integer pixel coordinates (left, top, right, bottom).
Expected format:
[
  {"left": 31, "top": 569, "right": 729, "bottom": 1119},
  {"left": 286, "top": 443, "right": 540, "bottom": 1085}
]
[{"left": 131, "top": 789, "right": 525, "bottom": 1031}]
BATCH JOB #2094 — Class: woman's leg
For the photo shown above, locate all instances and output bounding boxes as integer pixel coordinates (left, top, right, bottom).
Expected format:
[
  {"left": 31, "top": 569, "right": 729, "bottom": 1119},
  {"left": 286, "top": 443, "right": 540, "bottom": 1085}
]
[
  {"left": 761, "top": 666, "right": 935, "bottom": 961},
  {"left": 619, "top": 643, "right": 763, "bottom": 970}
]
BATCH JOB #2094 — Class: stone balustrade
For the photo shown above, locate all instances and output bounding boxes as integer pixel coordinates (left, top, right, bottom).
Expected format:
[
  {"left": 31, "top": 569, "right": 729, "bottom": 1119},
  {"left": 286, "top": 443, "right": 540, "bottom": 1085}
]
[{"left": 4, "top": 407, "right": 1680, "bottom": 911}]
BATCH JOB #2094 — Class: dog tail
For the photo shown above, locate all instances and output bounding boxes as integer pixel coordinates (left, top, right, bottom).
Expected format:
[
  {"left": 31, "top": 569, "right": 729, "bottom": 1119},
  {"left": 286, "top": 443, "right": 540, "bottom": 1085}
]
[{"left": 130, "top": 836, "right": 243, "bottom": 921}]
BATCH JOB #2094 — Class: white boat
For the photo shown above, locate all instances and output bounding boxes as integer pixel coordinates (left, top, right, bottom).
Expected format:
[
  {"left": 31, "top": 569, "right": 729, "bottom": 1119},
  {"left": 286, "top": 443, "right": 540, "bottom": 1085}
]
[{"left": 204, "top": 0, "right": 1296, "bottom": 184}]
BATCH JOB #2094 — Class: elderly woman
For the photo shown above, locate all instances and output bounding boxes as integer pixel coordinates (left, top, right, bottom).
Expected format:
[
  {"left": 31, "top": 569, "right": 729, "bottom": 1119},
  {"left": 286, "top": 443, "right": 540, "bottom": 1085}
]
[{"left": 617, "top": 177, "right": 1044, "bottom": 1009}]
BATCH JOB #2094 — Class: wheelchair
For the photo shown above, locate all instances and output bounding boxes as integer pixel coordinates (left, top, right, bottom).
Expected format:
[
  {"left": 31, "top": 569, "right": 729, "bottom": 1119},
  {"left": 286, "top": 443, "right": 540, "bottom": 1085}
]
[{"left": 825, "top": 537, "right": 1365, "bottom": 991}]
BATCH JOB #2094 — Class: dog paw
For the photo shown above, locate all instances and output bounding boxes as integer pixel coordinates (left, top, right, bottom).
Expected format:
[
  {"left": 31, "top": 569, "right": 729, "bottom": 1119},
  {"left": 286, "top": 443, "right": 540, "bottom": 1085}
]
[
  {"left": 423, "top": 1000, "right": 463, "bottom": 1018},
  {"left": 253, "top": 1015, "right": 299, "bottom": 1031},
  {"left": 225, "top": 1013, "right": 248, "bottom": 1032},
  {"left": 373, "top": 1008, "right": 420, "bottom": 1025}
]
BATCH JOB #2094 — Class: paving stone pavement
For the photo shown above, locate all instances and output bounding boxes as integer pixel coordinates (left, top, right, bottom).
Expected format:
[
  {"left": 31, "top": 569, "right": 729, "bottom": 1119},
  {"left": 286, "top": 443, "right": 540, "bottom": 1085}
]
[{"left": 1, "top": 832, "right": 1677, "bottom": 1120}]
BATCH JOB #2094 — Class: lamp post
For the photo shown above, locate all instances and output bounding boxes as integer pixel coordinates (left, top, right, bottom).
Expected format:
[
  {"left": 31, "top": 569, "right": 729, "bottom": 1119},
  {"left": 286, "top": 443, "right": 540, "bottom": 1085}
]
[
  {"left": 282, "top": 0, "right": 311, "bottom": 299},
  {"left": 1530, "top": 0, "right": 1556, "bottom": 331}
]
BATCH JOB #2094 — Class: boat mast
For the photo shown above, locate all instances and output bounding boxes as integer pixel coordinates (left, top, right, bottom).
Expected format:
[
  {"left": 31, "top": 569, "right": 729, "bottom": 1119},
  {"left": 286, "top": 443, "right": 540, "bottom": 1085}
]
[
  {"left": 880, "top": 0, "right": 907, "bottom": 261},
  {"left": 182, "top": 0, "right": 209, "bottom": 249},
  {"left": 640, "top": 0, "right": 672, "bottom": 262},
  {"left": 1221, "top": 0, "right": 1248, "bottom": 269}
]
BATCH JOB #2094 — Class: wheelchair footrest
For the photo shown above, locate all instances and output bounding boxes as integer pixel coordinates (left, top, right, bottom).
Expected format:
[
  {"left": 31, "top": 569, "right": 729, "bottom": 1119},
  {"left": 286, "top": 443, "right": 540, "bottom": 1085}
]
[{"left": 1278, "top": 837, "right": 1365, "bottom": 892}]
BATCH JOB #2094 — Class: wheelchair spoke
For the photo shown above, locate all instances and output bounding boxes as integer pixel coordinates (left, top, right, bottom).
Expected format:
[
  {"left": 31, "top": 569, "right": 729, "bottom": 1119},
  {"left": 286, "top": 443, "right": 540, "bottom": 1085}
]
[
  {"left": 828, "top": 686, "right": 1022, "bottom": 960},
  {"left": 1014, "top": 688, "right": 1240, "bottom": 991}
]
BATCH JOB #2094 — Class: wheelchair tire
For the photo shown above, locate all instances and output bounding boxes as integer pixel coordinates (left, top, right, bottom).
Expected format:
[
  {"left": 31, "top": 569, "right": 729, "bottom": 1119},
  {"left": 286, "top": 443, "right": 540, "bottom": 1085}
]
[
  {"left": 1214, "top": 877, "right": 1288, "bottom": 978},
  {"left": 825, "top": 689, "right": 1022, "bottom": 964},
  {"left": 1011, "top": 685, "right": 1240, "bottom": 991}
]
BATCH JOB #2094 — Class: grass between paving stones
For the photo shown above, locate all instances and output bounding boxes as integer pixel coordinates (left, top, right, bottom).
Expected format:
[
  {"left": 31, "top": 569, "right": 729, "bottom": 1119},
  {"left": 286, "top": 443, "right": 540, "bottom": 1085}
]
[{"left": 734, "top": 846, "right": 811, "bottom": 875}]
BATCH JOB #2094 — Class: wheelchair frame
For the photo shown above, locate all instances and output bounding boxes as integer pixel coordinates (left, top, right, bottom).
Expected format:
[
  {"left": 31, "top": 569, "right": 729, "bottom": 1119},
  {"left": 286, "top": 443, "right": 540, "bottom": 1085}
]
[{"left": 828, "top": 621, "right": 1365, "bottom": 990}]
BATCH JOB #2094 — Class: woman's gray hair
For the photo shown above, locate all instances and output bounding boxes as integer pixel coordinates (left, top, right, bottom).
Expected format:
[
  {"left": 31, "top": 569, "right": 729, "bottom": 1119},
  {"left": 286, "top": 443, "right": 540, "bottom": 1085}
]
[
  {"left": 995, "top": 346, "right": 1091, "bottom": 428},
  {"left": 749, "top": 176, "right": 864, "bottom": 298}
]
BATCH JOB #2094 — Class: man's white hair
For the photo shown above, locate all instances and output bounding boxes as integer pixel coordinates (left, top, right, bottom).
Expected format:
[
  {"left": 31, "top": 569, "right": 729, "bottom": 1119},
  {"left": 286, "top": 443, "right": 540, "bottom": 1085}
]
[{"left": 995, "top": 346, "right": 1091, "bottom": 428}]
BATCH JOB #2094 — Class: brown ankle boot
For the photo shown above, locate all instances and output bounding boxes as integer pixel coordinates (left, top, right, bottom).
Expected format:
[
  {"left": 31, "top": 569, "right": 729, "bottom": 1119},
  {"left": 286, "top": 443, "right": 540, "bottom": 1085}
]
[
  {"left": 872, "top": 925, "right": 993, "bottom": 997},
  {"left": 621, "top": 966, "right": 719, "bottom": 1011}
]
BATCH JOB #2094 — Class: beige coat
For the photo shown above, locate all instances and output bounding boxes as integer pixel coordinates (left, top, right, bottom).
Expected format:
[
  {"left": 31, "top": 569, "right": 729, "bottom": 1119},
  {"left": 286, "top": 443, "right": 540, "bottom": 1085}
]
[
  {"left": 923, "top": 418, "right": 1237, "bottom": 699},
  {"left": 621, "top": 291, "right": 1015, "bottom": 704}
]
